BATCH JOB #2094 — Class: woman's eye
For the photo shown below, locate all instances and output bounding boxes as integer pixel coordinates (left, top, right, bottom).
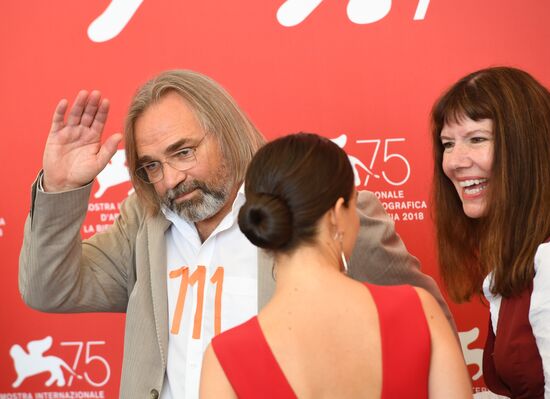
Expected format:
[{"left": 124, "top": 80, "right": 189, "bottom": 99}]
[
  {"left": 471, "top": 137, "right": 487, "bottom": 144},
  {"left": 441, "top": 141, "right": 453, "bottom": 150}
]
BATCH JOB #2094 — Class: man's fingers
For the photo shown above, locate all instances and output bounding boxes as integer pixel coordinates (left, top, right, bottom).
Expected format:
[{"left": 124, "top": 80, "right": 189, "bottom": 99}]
[
  {"left": 90, "top": 98, "right": 110, "bottom": 134},
  {"left": 66, "top": 90, "right": 89, "bottom": 126},
  {"left": 51, "top": 90, "right": 106, "bottom": 135},
  {"left": 97, "top": 133, "right": 123, "bottom": 169},
  {"left": 80, "top": 90, "right": 102, "bottom": 128},
  {"left": 50, "top": 99, "right": 69, "bottom": 133}
]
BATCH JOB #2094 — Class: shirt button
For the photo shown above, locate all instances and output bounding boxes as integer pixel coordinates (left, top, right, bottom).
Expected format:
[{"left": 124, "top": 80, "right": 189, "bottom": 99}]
[{"left": 150, "top": 389, "right": 159, "bottom": 399}]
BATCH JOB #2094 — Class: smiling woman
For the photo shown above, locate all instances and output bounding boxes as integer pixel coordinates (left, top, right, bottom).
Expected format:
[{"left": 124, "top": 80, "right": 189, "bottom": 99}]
[
  {"left": 440, "top": 117, "right": 493, "bottom": 219},
  {"left": 430, "top": 66, "right": 550, "bottom": 398}
]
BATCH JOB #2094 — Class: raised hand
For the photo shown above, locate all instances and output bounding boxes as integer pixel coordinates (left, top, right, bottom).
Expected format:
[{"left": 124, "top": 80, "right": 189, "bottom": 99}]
[{"left": 42, "top": 90, "right": 123, "bottom": 192}]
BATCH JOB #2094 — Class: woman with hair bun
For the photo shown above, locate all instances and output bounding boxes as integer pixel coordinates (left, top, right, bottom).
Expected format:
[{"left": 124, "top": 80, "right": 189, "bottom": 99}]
[{"left": 200, "top": 133, "right": 470, "bottom": 398}]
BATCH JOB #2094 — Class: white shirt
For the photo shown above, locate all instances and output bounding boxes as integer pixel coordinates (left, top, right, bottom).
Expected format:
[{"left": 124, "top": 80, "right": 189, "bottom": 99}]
[
  {"left": 483, "top": 241, "right": 550, "bottom": 398},
  {"left": 160, "top": 186, "right": 258, "bottom": 399}
]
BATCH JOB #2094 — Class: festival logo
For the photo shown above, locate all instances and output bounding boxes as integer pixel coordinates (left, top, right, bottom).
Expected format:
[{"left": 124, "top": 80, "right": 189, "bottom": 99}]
[
  {"left": 332, "top": 133, "right": 425, "bottom": 223},
  {"left": 80, "top": 150, "right": 133, "bottom": 237},
  {"left": 458, "top": 328, "right": 483, "bottom": 381},
  {"left": 5, "top": 336, "right": 111, "bottom": 396},
  {"left": 331, "top": 134, "right": 410, "bottom": 188},
  {"left": 94, "top": 149, "right": 133, "bottom": 200},
  {"left": 457, "top": 328, "right": 508, "bottom": 398},
  {"left": 87, "top": 0, "right": 432, "bottom": 42},
  {"left": 331, "top": 134, "right": 379, "bottom": 187},
  {"left": 277, "top": 0, "right": 431, "bottom": 27},
  {"left": 88, "top": 0, "right": 144, "bottom": 43},
  {"left": 10, "top": 337, "right": 81, "bottom": 388}
]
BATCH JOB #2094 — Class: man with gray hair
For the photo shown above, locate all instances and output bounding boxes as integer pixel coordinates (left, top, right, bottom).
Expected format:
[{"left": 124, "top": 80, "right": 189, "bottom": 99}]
[{"left": 20, "top": 70, "right": 453, "bottom": 398}]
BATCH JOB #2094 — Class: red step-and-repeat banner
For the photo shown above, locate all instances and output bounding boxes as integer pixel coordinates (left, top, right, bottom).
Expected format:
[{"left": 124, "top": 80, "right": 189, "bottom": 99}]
[{"left": 2, "top": 1, "right": 549, "bottom": 397}]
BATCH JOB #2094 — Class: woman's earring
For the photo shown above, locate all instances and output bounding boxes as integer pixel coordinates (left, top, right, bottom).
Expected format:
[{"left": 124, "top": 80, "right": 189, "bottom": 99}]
[
  {"left": 340, "top": 251, "right": 349, "bottom": 275},
  {"left": 334, "top": 231, "right": 349, "bottom": 275}
]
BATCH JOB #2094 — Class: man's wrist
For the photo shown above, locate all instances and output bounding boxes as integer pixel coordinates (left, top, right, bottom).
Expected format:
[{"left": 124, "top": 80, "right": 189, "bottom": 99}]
[{"left": 38, "top": 172, "right": 92, "bottom": 193}]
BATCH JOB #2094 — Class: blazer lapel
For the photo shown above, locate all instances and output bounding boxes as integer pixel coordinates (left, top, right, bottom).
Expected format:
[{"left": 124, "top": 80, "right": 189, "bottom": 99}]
[
  {"left": 257, "top": 248, "right": 276, "bottom": 311},
  {"left": 148, "top": 214, "right": 171, "bottom": 368}
]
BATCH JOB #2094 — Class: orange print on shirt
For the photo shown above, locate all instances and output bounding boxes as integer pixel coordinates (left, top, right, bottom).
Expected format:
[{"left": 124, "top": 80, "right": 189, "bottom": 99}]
[{"left": 169, "top": 266, "right": 225, "bottom": 339}]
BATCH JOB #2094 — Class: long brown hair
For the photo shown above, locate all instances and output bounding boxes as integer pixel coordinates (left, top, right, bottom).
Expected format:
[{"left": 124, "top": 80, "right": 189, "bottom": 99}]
[
  {"left": 431, "top": 66, "right": 550, "bottom": 302},
  {"left": 124, "top": 70, "right": 265, "bottom": 214}
]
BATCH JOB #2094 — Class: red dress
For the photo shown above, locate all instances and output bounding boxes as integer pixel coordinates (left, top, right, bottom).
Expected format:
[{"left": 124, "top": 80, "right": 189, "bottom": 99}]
[{"left": 211, "top": 283, "right": 431, "bottom": 398}]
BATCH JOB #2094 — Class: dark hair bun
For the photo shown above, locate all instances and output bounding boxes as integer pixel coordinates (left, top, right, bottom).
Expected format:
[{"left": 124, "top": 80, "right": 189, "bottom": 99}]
[{"left": 238, "top": 193, "right": 293, "bottom": 250}]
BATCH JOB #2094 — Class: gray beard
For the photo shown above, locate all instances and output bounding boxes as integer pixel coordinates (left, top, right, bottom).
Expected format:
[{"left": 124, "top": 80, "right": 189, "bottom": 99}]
[{"left": 161, "top": 179, "right": 230, "bottom": 222}]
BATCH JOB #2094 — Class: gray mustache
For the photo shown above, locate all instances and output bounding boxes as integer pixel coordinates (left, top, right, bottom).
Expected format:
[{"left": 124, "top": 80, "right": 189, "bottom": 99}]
[
  {"left": 164, "top": 180, "right": 226, "bottom": 204},
  {"left": 166, "top": 180, "right": 206, "bottom": 201}
]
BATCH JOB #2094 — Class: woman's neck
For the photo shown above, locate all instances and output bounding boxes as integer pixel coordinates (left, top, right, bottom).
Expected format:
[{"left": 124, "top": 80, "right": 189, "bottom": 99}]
[{"left": 272, "top": 244, "right": 345, "bottom": 295}]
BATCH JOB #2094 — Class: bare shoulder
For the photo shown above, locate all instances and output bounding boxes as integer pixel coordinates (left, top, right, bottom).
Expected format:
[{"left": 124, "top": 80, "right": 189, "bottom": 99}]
[
  {"left": 199, "top": 344, "right": 237, "bottom": 399},
  {"left": 413, "top": 287, "right": 442, "bottom": 318},
  {"left": 413, "top": 288, "right": 472, "bottom": 398},
  {"left": 412, "top": 286, "right": 458, "bottom": 340}
]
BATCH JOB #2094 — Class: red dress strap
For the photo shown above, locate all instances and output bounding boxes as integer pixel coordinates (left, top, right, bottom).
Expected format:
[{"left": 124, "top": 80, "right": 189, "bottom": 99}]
[
  {"left": 483, "top": 279, "right": 544, "bottom": 398},
  {"left": 211, "top": 316, "right": 297, "bottom": 398},
  {"left": 366, "top": 283, "right": 431, "bottom": 399}
]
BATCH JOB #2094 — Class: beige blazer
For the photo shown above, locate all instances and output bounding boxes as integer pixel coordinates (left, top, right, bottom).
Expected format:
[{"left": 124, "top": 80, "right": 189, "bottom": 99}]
[{"left": 20, "top": 179, "right": 452, "bottom": 399}]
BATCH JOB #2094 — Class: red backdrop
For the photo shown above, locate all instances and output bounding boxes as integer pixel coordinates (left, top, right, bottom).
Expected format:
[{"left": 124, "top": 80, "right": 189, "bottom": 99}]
[{"left": 2, "top": 1, "right": 549, "bottom": 397}]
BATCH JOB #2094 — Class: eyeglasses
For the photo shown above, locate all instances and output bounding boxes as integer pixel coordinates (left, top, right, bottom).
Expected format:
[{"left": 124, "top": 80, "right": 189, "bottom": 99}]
[{"left": 135, "top": 134, "right": 208, "bottom": 184}]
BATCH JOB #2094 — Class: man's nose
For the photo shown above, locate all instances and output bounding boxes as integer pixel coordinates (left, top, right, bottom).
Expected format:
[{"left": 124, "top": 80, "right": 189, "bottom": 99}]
[{"left": 162, "top": 163, "right": 186, "bottom": 189}]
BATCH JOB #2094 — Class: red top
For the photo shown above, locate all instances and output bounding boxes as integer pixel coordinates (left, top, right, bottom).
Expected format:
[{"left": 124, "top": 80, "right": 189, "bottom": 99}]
[{"left": 211, "top": 283, "right": 430, "bottom": 398}]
